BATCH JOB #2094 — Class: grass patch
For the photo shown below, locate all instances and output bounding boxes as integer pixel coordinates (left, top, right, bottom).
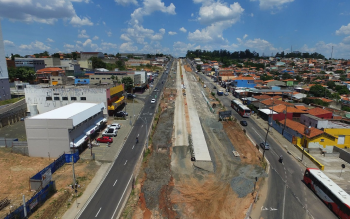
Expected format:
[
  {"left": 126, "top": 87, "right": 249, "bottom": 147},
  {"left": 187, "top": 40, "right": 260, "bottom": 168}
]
[{"left": 0, "top": 96, "right": 24, "bottom": 106}]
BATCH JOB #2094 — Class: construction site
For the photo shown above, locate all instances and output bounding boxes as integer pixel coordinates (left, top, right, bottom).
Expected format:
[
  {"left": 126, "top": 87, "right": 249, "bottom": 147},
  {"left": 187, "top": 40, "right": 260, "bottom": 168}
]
[{"left": 122, "top": 60, "right": 267, "bottom": 219}]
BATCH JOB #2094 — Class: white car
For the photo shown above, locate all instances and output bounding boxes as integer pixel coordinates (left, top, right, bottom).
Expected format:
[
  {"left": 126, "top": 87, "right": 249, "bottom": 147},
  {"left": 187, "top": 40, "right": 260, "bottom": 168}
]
[
  {"left": 151, "top": 99, "right": 156, "bottom": 103},
  {"left": 108, "top": 123, "right": 121, "bottom": 129},
  {"left": 102, "top": 127, "right": 117, "bottom": 137}
]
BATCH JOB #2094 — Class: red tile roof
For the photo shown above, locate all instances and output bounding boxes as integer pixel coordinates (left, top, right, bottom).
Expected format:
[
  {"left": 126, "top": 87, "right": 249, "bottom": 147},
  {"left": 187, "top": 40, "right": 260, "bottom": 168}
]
[
  {"left": 261, "top": 99, "right": 294, "bottom": 106},
  {"left": 307, "top": 107, "right": 332, "bottom": 116},
  {"left": 295, "top": 105, "right": 308, "bottom": 111},
  {"left": 269, "top": 104, "right": 307, "bottom": 113},
  {"left": 36, "top": 67, "right": 65, "bottom": 73},
  {"left": 279, "top": 119, "right": 324, "bottom": 138}
]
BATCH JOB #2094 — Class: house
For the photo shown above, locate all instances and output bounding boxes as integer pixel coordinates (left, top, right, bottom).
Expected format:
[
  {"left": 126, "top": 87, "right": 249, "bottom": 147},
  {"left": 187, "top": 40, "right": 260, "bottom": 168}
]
[
  {"left": 36, "top": 67, "right": 66, "bottom": 85},
  {"left": 283, "top": 79, "right": 298, "bottom": 87},
  {"left": 15, "top": 58, "right": 45, "bottom": 71},
  {"left": 300, "top": 114, "right": 329, "bottom": 129},
  {"left": 307, "top": 107, "right": 333, "bottom": 119},
  {"left": 231, "top": 77, "right": 256, "bottom": 88},
  {"left": 323, "top": 121, "right": 350, "bottom": 149}
]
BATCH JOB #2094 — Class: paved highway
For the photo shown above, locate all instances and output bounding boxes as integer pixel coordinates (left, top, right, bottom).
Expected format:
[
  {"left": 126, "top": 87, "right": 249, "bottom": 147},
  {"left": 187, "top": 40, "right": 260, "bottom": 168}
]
[
  {"left": 77, "top": 60, "right": 173, "bottom": 219},
  {"left": 188, "top": 60, "right": 336, "bottom": 219}
]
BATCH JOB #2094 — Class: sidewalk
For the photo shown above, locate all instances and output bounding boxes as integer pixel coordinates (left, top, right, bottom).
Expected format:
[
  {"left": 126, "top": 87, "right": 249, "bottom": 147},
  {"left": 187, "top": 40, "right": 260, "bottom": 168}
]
[
  {"left": 62, "top": 162, "right": 111, "bottom": 219},
  {"left": 250, "top": 111, "right": 318, "bottom": 169}
]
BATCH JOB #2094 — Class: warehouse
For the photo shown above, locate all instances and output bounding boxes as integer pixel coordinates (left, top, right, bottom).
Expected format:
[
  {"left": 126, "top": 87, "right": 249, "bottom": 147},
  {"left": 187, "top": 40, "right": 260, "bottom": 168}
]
[{"left": 25, "top": 102, "right": 106, "bottom": 158}]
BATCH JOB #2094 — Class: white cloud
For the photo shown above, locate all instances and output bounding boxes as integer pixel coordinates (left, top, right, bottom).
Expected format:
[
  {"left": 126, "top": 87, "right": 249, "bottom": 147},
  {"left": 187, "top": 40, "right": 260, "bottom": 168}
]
[
  {"left": 81, "top": 38, "right": 99, "bottom": 50},
  {"left": 120, "top": 34, "right": 132, "bottom": 41},
  {"left": 78, "top": 29, "right": 89, "bottom": 38},
  {"left": 250, "top": 13, "right": 254, "bottom": 17},
  {"left": 336, "top": 23, "right": 350, "bottom": 35},
  {"left": 179, "top": 27, "right": 187, "bottom": 33},
  {"left": 4, "top": 40, "right": 15, "bottom": 47},
  {"left": 197, "top": 2, "right": 244, "bottom": 25},
  {"left": 243, "top": 34, "right": 248, "bottom": 39},
  {"left": 92, "top": 36, "right": 99, "bottom": 40},
  {"left": 343, "top": 36, "right": 350, "bottom": 44},
  {"left": 173, "top": 41, "right": 197, "bottom": 56},
  {"left": 71, "top": 0, "right": 92, "bottom": 3},
  {"left": 106, "top": 31, "right": 112, "bottom": 37},
  {"left": 159, "top": 28, "right": 165, "bottom": 34},
  {"left": 251, "top": 0, "right": 294, "bottom": 10},
  {"left": 101, "top": 42, "right": 118, "bottom": 49},
  {"left": 130, "top": 0, "right": 176, "bottom": 24},
  {"left": 168, "top": 31, "right": 177, "bottom": 35},
  {"left": 19, "top": 41, "right": 50, "bottom": 51},
  {"left": 125, "top": 24, "right": 166, "bottom": 42},
  {"left": 70, "top": 15, "right": 93, "bottom": 26},
  {"left": 119, "top": 42, "right": 138, "bottom": 52},
  {"left": 237, "top": 37, "right": 277, "bottom": 54},
  {"left": 115, "top": 0, "right": 138, "bottom": 6},
  {"left": 64, "top": 43, "right": 75, "bottom": 49},
  {"left": 188, "top": 1, "right": 243, "bottom": 44},
  {"left": 47, "top": 38, "right": 54, "bottom": 43},
  {"left": 102, "top": 21, "right": 106, "bottom": 26},
  {"left": 191, "top": 13, "right": 194, "bottom": 17},
  {"left": 0, "top": 0, "right": 76, "bottom": 24}
]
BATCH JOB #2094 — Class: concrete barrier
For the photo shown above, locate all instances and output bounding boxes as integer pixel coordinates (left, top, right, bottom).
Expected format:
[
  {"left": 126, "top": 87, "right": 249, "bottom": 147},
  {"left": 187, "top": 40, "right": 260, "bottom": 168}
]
[
  {"left": 295, "top": 144, "right": 325, "bottom": 170},
  {"left": 333, "top": 147, "right": 350, "bottom": 163}
]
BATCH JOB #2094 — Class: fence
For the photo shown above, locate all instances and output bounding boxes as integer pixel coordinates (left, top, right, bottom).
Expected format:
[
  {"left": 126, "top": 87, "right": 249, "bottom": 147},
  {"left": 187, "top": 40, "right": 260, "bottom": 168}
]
[
  {"left": 283, "top": 130, "right": 294, "bottom": 143},
  {"left": 271, "top": 120, "right": 283, "bottom": 134},
  {"left": 30, "top": 152, "right": 79, "bottom": 190},
  {"left": 4, "top": 181, "right": 55, "bottom": 219}
]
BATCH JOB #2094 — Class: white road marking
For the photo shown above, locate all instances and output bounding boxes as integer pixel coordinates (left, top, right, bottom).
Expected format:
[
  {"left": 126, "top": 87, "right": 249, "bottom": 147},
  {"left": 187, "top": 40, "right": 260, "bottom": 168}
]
[
  {"left": 111, "top": 174, "right": 134, "bottom": 219},
  {"left": 113, "top": 179, "right": 118, "bottom": 187},
  {"left": 137, "top": 134, "right": 139, "bottom": 137},
  {"left": 95, "top": 207, "right": 101, "bottom": 217},
  {"left": 282, "top": 185, "right": 286, "bottom": 219},
  {"left": 251, "top": 127, "right": 263, "bottom": 140},
  {"left": 141, "top": 125, "right": 143, "bottom": 128},
  {"left": 124, "top": 160, "right": 128, "bottom": 165},
  {"left": 132, "top": 145, "right": 134, "bottom": 149}
]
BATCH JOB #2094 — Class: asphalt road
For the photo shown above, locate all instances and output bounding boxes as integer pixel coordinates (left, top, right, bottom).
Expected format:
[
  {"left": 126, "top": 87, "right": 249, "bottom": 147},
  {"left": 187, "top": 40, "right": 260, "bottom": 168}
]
[
  {"left": 77, "top": 60, "right": 173, "bottom": 219},
  {"left": 191, "top": 63, "right": 336, "bottom": 219}
]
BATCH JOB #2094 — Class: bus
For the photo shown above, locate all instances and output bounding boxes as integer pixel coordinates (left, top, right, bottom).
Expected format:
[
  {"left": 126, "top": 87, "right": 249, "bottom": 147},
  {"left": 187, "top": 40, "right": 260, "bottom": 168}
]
[
  {"left": 231, "top": 100, "right": 251, "bottom": 117},
  {"left": 304, "top": 168, "right": 350, "bottom": 218}
]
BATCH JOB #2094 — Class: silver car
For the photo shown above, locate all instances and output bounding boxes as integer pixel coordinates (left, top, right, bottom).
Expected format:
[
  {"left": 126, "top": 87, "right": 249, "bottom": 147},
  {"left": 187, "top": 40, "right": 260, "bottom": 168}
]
[
  {"left": 260, "top": 142, "right": 270, "bottom": 150},
  {"left": 102, "top": 127, "right": 117, "bottom": 137}
]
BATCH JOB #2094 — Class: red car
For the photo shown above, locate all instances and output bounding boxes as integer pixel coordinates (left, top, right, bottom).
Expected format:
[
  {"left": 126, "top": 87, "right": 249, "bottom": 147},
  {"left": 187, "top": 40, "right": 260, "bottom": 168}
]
[{"left": 96, "top": 136, "right": 113, "bottom": 143}]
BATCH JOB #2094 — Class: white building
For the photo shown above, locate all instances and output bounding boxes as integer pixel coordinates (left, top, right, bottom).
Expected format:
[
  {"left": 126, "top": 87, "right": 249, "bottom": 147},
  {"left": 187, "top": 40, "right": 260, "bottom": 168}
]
[
  {"left": 25, "top": 102, "right": 106, "bottom": 158},
  {"left": 24, "top": 86, "right": 111, "bottom": 116},
  {"left": 0, "top": 21, "right": 11, "bottom": 100},
  {"left": 300, "top": 114, "right": 329, "bottom": 129}
]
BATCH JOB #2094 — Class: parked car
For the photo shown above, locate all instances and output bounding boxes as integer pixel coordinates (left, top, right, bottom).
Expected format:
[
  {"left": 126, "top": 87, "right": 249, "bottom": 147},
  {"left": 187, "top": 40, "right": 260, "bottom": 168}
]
[
  {"left": 260, "top": 142, "right": 270, "bottom": 150},
  {"left": 114, "top": 111, "right": 125, "bottom": 117},
  {"left": 213, "top": 86, "right": 217, "bottom": 89},
  {"left": 203, "top": 84, "right": 207, "bottom": 88},
  {"left": 102, "top": 128, "right": 117, "bottom": 137},
  {"left": 116, "top": 111, "right": 128, "bottom": 116},
  {"left": 240, "top": 121, "right": 248, "bottom": 126},
  {"left": 154, "top": 88, "right": 159, "bottom": 92},
  {"left": 224, "top": 92, "right": 229, "bottom": 96},
  {"left": 126, "top": 93, "right": 136, "bottom": 99},
  {"left": 108, "top": 123, "right": 121, "bottom": 129},
  {"left": 151, "top": 99, "right": 156, "bottom": 103},
  {"left": 96, "top": 136, "right": 113, "bottom": 143}
]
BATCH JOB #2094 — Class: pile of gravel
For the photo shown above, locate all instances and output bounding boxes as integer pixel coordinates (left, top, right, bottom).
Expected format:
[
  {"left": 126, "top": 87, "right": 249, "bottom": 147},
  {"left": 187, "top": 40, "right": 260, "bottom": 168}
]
[{"left": 230, "top": 176, "right": 254, "bottom": 198}]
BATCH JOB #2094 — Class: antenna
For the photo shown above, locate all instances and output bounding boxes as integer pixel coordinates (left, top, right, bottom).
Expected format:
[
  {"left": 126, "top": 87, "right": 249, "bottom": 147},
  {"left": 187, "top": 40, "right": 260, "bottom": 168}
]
[{"left": 331, "top": 46, "right": 334, "bottom": 59}]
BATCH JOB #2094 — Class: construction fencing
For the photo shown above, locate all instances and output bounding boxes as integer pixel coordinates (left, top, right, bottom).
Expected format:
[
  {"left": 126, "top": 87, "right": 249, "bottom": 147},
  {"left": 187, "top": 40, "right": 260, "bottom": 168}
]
[{"left": 4, "top": 182, "right": 55, "bottom": 219}]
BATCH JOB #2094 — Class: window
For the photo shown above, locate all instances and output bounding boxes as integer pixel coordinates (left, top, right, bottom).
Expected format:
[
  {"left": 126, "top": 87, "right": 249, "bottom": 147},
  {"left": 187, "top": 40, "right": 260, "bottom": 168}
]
[
  {"left": 321, "top": 139, "right": 324, "bottom": 142},
  {"left": 54, "top": 97, "right": 60, "bottom": 100},
  {"left": 80, "top": 97, "right": 86, "bottom": 100},
  {"left": 62, "top": 97, "right": 68, "bottom": 101},
  {"left": 46, "top": 97, "right": 52, "bottom": 101},
  {"left": 91, "top": 78, "right": 94, "bottom": 80},
  {"left": 102, "top": 78, "right": 106, "bottom": 80},
  {"left": 71, "top": 97, "right": 77, "bottom": 100}
]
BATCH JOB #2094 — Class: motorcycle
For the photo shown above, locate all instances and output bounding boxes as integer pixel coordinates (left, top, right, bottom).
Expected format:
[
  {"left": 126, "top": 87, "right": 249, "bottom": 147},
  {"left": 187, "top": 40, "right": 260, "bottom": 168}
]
[{"left": 279, "top": 156, "right": 283, "bottom": 163}]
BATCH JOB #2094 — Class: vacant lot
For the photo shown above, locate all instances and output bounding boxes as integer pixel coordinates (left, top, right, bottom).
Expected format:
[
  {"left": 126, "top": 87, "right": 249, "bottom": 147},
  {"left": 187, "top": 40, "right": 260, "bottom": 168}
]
[{"left": 0, "top": 148, "right": 52, "bottom": 218}]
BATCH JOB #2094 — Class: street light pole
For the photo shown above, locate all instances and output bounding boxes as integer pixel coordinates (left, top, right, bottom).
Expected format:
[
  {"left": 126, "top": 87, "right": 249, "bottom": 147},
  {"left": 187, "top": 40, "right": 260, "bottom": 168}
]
[{"left": 263, "top": 98, "right": 274, "bottom": 161}]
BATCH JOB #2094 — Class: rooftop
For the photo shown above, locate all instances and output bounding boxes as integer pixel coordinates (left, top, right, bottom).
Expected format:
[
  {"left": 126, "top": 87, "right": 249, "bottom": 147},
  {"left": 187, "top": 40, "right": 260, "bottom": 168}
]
[
  {"left": 326, "top": 121, "right": 350, "bottom": 129},
  {"left": 29, "top": 102, "right": 105, "bottom": 126},
  {"left": 279, "top": 119, "right": 324, "bottom": 138},
  {"left": 302, "top": 114, "right": 327, "bottom": 121},
  {"left": 307, "top": 107, "right": 332, "bottom": 116}
]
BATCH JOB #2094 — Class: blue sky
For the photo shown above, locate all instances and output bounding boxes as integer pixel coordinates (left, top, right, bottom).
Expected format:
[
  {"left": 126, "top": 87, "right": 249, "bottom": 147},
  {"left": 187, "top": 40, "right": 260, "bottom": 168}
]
[{"left": 1, "top": 0, "right": 350, "bottom": 58}]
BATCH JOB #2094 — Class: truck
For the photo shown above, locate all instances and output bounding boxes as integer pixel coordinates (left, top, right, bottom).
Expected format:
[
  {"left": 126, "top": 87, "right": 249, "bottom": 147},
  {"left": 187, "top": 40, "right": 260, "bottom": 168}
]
[{"left": 217, "top": 89, "right": 224, "bottom": 96}]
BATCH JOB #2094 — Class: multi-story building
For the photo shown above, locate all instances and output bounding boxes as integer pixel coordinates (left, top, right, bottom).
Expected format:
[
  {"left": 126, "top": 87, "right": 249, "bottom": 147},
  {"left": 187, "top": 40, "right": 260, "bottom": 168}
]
[
  {"left": 78, "top": 59, "right": 93, "bottom": 70},
  {"left": 14, "top": 58, "right": 45, "bottom": 71},
  {"left": 24, "top": 84, "right": 124, "bottom": 116},
  {"left": 0, "top": 21, "right": 11, "bottom": 100}
]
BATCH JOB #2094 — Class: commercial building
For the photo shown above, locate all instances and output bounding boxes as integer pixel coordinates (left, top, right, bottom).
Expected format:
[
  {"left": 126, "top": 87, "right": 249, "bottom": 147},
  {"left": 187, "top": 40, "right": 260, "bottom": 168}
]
[
  {"left": 14, "top": 58, "right": 45, "bottom": 71},
  {"left": 80, "top": 52, "right": 104, "bottom": 60},
  {"left": 24, "top": 84, "right": 124, "bottom": 116},
  {"left": 0, "top": 21, "right": 11, "bottom": 100},
  {"left": 25, "top": 102, "right": 106, "bottom": 158}
]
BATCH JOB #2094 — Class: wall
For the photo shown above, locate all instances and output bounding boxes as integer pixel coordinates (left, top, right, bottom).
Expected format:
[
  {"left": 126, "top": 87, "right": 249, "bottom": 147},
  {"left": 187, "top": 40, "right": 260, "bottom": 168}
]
[
  {"left": 78, "top": 60, "right": 92, "bottom": 69},
  {"left": 333, "top": 147, "right": 350, "bottom": 163},
  {"left": 24, "top": 87, "right": 108, "bottom": 115},
  {"left": 324, "top": 128, "right": 350, "bottom": 148},
  {"left": 25, "top": 118, "right": 72, "bottom": 158},
  {"left": 134, "top": 71, "right": 147, "bottom": 84},
  {"left": 304, "top": 134, "right": 335, "bottom": 153},
  {"left": 69, "top": 114, "right": 104, "bottom": 143},
  {"left": 272, "top": 112, "right": 293, "bottom": 121},
  {"left": 300, "top": 114, "right": 328, "bottom": 129},
  {"left": 0, "top": 22, "right": 11, "bottom": 100}
]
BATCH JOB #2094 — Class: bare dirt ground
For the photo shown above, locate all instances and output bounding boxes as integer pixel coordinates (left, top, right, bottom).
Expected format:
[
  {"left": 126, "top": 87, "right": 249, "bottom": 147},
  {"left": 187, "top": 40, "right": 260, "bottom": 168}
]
[
  {"left": 0, "top": 148, "right": 52, "bottom": 218},
  {"left": 29, "top": 160, "right": 100, "bottom": 219},
  {"left": 122, "top": 61, "right": 266, "bottom": 219},
  {"left": 0, "top": 147, "right": 100, "bottom": 219}
]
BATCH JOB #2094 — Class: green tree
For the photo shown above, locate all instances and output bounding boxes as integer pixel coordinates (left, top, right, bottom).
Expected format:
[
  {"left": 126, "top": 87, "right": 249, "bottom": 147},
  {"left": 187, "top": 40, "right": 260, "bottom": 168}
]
[
  {"left": 115, "top": 60, "right": 126, "bottom": 70},
  {"left": 52, "top": 53, "right": 60, "bottom": 58},
  {"left": 282, "top": 73, "right": 293, "bottom": 80},
  {"left": 122, "top": 77, "right": 134, "bottom": 91},
  {"left": 90, "top": 57, "right": 106, "bottom": 69},
  {"left": 326, "top": 81, "right": 336, "bottom": 90},
  {"left": 196, "top": 65, "right": 202, "bottom": 72},
  {"left": 260, "top": 73, "right": 273, "bottom": 81},
  {"left": 334, "top": 85, "right": 349, "bottom": 95},
  {"left": 8, "top": 67, "right": 36, "bottom": 82},
  {"left": 309, "top": 84, "right": 332, "bottom": 97},
  {"left": 340, "top": 75, "right": 347, "bottom": 81},
  {"left": 72, "top": 52, "right": 78, "bottom": 60}
]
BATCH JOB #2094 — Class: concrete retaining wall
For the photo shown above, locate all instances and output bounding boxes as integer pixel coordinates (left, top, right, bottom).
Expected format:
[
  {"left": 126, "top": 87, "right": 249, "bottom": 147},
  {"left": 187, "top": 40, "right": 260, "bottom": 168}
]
[{"left": 333, "top": 147, "right": 350, "bottom": 164}]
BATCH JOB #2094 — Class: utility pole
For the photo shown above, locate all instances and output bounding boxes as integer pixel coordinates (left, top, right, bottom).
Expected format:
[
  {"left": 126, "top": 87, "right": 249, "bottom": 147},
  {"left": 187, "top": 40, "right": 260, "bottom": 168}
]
[
  {"left": 263, "top": 98, "right": 274, "bottom": 161},
  {"left": 23, "top": 195, "right": 27, "bottom": 218},
  {"left": 72, "top": 152, "right": 76, "bottom": 186}
]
